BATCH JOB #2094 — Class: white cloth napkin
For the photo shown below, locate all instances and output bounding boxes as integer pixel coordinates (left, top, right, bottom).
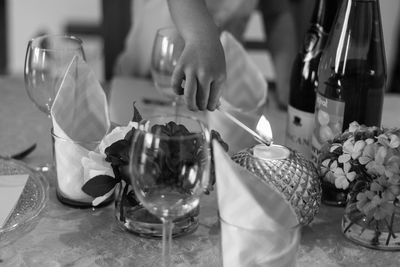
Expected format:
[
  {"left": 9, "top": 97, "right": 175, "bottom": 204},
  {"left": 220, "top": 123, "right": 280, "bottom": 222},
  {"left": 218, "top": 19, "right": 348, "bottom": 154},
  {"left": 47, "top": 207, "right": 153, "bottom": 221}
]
[
  {"left": 213, "top": 140, "right": 300, "bottom": 267},
  {"left": 0, "top": 174, "right": 29, "bottom": 228},
  {"left": 51, "top": 56, "right": 110, "bottom": 201},
  {"left": 209, "top": 31, "right": 268, "bottom": 154}
]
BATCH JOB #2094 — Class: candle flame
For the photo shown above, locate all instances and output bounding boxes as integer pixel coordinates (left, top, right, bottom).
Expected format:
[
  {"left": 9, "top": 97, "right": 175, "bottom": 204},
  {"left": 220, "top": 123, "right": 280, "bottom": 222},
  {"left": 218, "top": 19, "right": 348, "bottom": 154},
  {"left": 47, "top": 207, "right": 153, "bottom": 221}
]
[{"left": 256, "top": 115, "right": 273, "bottom": 141}]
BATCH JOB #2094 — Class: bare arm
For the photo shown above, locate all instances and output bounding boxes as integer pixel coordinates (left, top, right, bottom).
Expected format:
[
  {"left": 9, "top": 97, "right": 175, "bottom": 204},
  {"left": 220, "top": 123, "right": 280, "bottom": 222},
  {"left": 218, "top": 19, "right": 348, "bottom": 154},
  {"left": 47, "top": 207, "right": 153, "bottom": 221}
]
[{"left": 167, "top": 0, "right": 226, "bottom": 111}]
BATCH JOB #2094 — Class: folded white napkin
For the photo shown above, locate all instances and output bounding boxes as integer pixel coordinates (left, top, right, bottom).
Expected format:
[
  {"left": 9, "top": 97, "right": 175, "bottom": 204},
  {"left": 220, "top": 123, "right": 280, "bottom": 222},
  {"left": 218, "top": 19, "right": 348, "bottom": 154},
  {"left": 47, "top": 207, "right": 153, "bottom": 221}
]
[
  {"left": 209, "top": 31, "right": 268, "bottom": 154},
  {"left": 0, "top": 174, "right": 29, "bottom": 228},
  {"left": 213, "top": 140, "right": 300, "bottom": 267},
  {"left": 51, "top": 56, "right": 110, "bottom": 201}
]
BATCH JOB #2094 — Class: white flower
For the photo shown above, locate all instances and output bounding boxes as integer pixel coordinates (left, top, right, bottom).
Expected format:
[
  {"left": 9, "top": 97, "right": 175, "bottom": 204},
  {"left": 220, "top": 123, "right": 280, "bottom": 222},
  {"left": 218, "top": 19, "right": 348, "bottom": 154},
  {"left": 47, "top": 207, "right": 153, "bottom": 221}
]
[
  {"left": 359, "top": 143, "right": 376, "bottom": 165},
  {"left": 99, "top": 121, "right": 138, "bottom": 153},
  {"left": 333, "top": 164, "right": 356, "bottom": 190},
  {"left": 338, "top": 138, "right": 366, "bottom": 163},
  {"left": 334, "top": 173, "right": 349, "bottom": 190},
  {"left": 82, "top": 151, "right": 114, "bottom": 183},
  {"left": 365, "top": 145, "right": 387, "bottom": 176},
  {"left": 389, "top": 134, "right": 400, "bottom": 148},
  {"left": 321, "top": 159, "right": 338, "bottom": 184},
  {"left": 348, "top": 121, "right": 361, "bottom": 133}
]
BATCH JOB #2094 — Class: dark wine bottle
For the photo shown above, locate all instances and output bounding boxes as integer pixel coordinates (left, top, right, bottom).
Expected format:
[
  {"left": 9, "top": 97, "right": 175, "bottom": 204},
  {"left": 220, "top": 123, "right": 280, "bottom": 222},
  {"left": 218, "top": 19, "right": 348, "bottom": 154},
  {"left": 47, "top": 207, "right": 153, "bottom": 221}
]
[
  {"left": 285, "top": 0, "right": 341, "bottom": 159},
  {"left": 310, "top": 0, "right": 387, "bottom": 165}
]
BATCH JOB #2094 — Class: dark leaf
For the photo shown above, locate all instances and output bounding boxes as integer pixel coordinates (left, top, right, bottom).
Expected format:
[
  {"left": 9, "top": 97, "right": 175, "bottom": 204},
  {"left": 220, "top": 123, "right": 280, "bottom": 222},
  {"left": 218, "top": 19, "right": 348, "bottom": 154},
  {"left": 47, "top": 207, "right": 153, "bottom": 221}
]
[
  {"left": 82, "top": 175, "right": 118, "bottom": 197},
  {"left": 124, "top": 127, "right": 136, "bottom": 143},
  {"left": 105, "top": 139, "right": 130, "bottom": 165},
  {"left": 126, "top": 191, "right": 140, "bottom": 206},
  {"left": 132, "top": 102, "right": 143, "bottom": 123}
]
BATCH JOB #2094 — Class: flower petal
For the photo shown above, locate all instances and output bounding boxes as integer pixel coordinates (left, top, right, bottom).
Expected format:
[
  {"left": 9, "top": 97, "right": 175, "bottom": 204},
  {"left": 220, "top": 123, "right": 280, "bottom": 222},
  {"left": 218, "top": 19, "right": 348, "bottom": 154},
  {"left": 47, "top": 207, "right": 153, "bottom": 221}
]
[
  {"left": 338, "top": 153, "right": 351, "bottom": 163},
  {"left": 346, "top": 171, "right": 356, "bottom": 182}
]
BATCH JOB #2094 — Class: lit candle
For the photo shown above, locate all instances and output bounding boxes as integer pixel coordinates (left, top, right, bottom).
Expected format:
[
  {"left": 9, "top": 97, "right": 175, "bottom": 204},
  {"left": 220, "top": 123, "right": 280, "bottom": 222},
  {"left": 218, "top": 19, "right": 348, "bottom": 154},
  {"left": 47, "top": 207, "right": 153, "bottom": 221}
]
[
  {"left": 253, "top": 115, "right": 289, "bottom": 160},
  {"left": 253, "top": 144, "right": 290, "bottom": 160}
]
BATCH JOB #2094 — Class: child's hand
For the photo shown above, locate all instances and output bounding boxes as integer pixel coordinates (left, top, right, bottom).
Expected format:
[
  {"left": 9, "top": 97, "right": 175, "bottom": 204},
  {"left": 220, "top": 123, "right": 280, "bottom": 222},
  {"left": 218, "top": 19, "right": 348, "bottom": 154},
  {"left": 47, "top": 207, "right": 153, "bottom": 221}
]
[{"left": 171, "top": 35, "right": 226, "bottom": 111}]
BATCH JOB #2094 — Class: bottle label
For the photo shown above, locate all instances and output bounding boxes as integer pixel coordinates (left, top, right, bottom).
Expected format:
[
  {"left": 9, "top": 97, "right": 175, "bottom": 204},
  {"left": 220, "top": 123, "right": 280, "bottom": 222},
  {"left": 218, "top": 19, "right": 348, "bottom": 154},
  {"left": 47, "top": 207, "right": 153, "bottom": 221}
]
[
  {"left": 285, "top": 105, "right": 314, "bottom": 159},
  {"left": 310, "top": 93, "right": 345, "bottom": 166}
]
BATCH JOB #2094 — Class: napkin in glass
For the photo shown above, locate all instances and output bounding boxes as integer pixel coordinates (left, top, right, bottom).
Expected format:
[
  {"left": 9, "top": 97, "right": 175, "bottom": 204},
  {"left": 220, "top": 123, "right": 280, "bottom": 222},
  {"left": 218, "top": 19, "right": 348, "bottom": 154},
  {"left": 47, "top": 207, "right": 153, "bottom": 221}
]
[
  {"left": 209, "top": 31, "right": 268, "bottom": 154},
  {"left": 213, "top": 140, "right": 300, "bottom": 267},
  {"left": 50, "top": 56, "right": 110, "bottom": 201}
]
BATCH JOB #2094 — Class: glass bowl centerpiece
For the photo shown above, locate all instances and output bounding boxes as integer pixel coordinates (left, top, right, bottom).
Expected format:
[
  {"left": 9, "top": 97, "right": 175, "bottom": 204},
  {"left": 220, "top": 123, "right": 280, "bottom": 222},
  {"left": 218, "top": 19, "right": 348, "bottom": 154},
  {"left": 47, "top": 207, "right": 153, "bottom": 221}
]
[{"left": 80, "top": 104, "right": 228, "bottom": 238}]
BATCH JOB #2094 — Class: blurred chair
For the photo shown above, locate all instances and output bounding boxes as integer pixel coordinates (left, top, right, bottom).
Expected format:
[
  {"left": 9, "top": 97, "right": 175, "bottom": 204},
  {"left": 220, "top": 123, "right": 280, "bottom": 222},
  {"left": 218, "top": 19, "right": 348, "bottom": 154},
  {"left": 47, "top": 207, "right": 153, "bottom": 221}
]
[
  {"left": 0, "top": 0, "right": 7, "bottom": 74},
  {"left": 65, "top": 0, "right": 131, "bottom": 82}
]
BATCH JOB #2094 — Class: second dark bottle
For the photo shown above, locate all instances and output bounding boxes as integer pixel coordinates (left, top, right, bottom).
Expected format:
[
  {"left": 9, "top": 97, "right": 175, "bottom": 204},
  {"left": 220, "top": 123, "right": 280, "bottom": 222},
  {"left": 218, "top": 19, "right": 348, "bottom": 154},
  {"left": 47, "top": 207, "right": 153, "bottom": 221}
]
[{"left": 285, "top": 0, "right": 341, "bottom": 159}]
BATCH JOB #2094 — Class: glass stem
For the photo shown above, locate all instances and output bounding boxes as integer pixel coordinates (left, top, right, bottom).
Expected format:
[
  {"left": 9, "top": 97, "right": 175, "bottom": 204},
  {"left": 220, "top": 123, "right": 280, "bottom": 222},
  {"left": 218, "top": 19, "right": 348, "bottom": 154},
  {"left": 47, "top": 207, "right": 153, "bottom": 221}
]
[
  {"left": 161, "top": 218, "right": 174, "bottom": 267},
  {"left": 173, "top": 96, "right": 180, "bottom": 119}
]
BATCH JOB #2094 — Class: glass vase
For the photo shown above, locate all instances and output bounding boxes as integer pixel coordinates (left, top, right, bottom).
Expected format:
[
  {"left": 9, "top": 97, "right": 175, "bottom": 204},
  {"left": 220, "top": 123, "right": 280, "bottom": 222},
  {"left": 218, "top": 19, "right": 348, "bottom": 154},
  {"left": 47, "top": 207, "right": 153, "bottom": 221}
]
[
  {"left": 342, "top": 196, "right": 400, "bottom": 250},
  {"left": 114, "top": 181, "right": 199, "bottom": 238}
]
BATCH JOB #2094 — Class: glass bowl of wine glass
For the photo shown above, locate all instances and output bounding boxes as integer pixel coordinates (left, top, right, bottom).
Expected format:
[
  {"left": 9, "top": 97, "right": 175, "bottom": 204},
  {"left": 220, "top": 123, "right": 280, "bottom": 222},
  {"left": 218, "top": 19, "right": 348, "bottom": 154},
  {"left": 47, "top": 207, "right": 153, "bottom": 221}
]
[
  {"left": 150, "top": 27, "right": 184, "bottom": 106},
  {"left": 24, "top": 34, "right": 86, "bottom": 116}
]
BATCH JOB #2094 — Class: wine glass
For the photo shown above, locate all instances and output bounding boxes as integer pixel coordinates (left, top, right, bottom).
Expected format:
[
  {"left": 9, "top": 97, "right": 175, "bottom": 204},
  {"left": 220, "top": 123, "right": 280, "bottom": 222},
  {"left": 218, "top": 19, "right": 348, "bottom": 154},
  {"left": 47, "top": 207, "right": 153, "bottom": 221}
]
[
  {"left": 129, "top": 114, "right": 211, "bottom": 267},
  {"left": 24, "top": 34, "right": 86, "bottom": 116},
  {"left": 24, "top": 34, "right": 86, "bottom": 170},
  {"left": 150, "top": 27, "right": 185, "bottom": 110}
]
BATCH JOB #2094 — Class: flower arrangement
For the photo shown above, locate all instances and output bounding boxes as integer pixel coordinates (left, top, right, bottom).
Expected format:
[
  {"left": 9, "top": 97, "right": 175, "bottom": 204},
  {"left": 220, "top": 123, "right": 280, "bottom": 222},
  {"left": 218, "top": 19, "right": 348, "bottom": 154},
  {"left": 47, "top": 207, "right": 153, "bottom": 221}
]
[
  {"left": 319, "top": 121, "right": 400, "bottom": 248},
  {"left": 319, "top": 121, "right": 400, "bottom": 214},
  {"left": 80, "top": 104, "right": 228, "bottom": 212}
]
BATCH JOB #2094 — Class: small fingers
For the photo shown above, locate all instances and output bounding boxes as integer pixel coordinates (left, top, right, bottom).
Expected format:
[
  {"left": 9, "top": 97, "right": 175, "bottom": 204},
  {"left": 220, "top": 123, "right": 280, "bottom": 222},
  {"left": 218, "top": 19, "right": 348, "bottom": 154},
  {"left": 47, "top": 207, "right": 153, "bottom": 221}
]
[
  {"left": 184, "top": 73, "right": 198, "bottom": 111},
  {"left": 196, "top": 73, "right": 211, "bottom": 111},
  {"left": 207, "top": 79, "right": 225, "bottom": 111},
  {"left": 171, "top": 66, "right": 185, "bottom": 95}
]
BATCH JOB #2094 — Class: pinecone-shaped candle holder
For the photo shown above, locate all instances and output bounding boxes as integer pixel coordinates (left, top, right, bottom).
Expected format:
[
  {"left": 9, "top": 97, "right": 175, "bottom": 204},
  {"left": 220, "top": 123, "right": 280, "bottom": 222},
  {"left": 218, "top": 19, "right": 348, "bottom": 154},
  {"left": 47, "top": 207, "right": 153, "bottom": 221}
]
[{"left": 231, "top": 144, "right": 321, "bottom": 225}]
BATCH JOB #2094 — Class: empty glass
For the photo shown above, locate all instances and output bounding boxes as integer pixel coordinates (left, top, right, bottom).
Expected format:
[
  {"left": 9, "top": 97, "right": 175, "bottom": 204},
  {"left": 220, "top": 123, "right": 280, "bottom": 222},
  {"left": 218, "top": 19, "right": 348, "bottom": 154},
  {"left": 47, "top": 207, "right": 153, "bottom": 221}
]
[
  {"left": 24, "top": 34, "right": 86, "bottom": 171},
  {"left": 150, "top": 27, "right": 184, "bottom": 108}
]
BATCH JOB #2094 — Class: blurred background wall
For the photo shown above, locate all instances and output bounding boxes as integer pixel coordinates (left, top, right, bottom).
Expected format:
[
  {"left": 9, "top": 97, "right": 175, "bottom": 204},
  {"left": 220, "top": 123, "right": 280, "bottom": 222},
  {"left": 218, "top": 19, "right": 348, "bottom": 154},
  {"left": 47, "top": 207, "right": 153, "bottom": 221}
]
[{"left": 2, "top": 0, "right": 400, "bottom": 85}]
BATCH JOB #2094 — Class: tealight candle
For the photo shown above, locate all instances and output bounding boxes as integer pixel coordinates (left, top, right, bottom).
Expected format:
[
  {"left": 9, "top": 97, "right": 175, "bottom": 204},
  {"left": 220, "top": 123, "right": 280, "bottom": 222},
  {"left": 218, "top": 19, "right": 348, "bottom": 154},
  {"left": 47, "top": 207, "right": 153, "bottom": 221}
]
[{"left": 253, "top": 144, "right": 290, "bottom": 161}]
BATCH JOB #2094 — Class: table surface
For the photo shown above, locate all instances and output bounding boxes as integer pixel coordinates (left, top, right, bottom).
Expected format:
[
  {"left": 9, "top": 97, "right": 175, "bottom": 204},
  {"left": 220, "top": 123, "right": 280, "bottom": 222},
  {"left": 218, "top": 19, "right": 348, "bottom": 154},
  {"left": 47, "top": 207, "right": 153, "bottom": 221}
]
[{"left": 1, "top": 75, "right": 400, "bottom": 267}]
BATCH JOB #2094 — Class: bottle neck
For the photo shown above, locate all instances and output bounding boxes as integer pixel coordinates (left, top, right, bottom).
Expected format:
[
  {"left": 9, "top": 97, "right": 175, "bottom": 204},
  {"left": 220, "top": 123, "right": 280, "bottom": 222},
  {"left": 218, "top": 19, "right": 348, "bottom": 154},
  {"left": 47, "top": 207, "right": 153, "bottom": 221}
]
[{"left": 311, "top": 0, "right": 342, "bottom": 34}]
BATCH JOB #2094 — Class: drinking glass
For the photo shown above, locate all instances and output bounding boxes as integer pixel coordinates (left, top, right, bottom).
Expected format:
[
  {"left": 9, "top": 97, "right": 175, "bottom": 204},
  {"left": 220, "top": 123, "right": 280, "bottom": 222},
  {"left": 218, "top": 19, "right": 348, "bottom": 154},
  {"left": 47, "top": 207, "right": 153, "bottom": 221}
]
[
  {"left": 24, "top": 34, "right": 86, "bottom": 116},
  {"left": 150, "top": 27, "right": 184, "bottom": 109},
  {"left": 24, "top": 34, "right": 85, "bottom": 170},
  {"left": 129, "top": 114, "right": 211, "bottom": 267}
]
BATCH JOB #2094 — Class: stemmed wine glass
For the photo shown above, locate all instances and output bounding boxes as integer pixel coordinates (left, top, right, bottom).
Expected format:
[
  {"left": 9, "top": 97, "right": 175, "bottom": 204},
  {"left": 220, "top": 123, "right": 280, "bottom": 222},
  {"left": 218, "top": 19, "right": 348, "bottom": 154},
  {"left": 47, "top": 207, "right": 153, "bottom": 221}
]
[
  {"left": 150, "top": 27, "right": 185, "bottom": 110},
  {"left": 24, "top": 34, "right": 86, "bottom": 170},
  {"left": 24, "top": 34, "right": 86, "bottom": 116},
  {"left": 129, "top": 114, "right": 211, "bottom": 267}
]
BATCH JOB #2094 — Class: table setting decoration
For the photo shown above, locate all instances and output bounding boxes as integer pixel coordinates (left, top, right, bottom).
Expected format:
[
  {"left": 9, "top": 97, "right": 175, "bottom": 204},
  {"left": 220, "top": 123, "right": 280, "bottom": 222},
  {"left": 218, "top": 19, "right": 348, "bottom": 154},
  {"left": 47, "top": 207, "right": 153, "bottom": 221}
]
[
  {"left": 214, "top": 140, "right": 300, "bottom": 267},
  {"left": 318, "top": 121, "right": 400, "bottom": 250},
  {"left": 231, "top": 115, "right": 322, "bottom": 225},
  {"left": 81, "top": 102, "right": 228, "bottom": 238},
  {"left": 50, "top": 55, "right": 112, "bottom": 208}
]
